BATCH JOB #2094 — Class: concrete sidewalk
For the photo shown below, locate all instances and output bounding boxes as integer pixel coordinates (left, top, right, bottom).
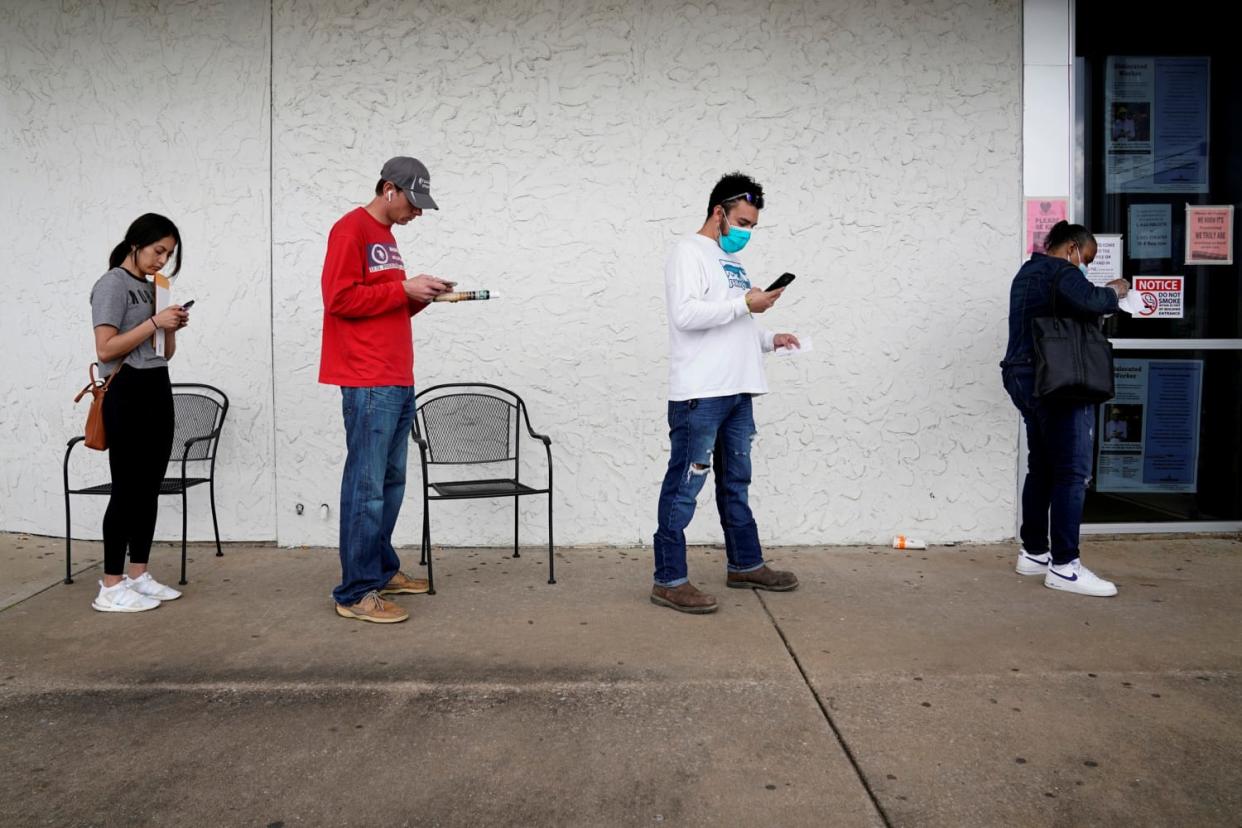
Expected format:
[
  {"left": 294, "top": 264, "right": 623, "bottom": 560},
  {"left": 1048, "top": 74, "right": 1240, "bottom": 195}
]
[{"left": 1, "top": 533, "right": 1239, "bottom": 826}]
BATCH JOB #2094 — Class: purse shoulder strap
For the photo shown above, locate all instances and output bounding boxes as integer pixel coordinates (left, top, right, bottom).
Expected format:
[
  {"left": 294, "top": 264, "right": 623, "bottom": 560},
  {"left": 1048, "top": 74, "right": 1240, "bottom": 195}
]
[
  {"left": 100, "top": 363, "right": 121, "bottom": 390},
  {"left": 1049, "top": 265, "right": 1076, "bottom": 320},
  {"left": 75, "top": 363, "right": 121, "bottom": 403},
  {"left": 1050, "top": 267, "right": 1062, "bottom": 318},
  {"left": 1050, "top": 266, "right": 1110, "bottom": 333}
]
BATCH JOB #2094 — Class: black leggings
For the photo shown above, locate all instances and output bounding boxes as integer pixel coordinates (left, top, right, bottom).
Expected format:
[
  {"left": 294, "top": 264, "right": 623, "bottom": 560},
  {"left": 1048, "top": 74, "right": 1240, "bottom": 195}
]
[{"left": 101, "top": 366, "right": 174, "bottom": 575}]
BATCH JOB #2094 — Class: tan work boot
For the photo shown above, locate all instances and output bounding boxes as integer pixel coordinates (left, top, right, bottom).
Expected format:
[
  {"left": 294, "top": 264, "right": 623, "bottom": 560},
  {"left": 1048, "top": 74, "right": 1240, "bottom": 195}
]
[
  {"left": 335, "top": 590, "right": 409, "bottom": 623},
  {"left": 380, "top": 570, "right": 430, "bottom": 595},
  {"left": 650, "top": 582, "right": 719, "bottom": 614},
  {"left": 726, "top": 565, "right": 799, "bottom": 592}
]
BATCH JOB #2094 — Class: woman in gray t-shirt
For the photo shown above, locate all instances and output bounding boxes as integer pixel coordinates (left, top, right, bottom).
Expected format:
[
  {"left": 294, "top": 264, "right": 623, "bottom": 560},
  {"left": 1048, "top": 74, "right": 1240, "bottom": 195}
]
[{"left": 87, "top": 213, "right": 191, "bottom": 613}]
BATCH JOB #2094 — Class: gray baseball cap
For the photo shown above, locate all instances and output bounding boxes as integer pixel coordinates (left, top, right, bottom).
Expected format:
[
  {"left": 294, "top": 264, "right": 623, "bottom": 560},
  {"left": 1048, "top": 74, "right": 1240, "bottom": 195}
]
[{"left": 380, "top": 156, "right": 439, "bottom": 210}]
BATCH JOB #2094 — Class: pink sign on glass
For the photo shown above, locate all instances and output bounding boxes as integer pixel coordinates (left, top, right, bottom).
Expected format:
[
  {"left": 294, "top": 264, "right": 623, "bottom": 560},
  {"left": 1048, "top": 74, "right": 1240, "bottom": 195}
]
[
  {"left": 1025, "top": 198, "right": 1069, "bottom": 255},
  {"left": 1185, "top": 205, "right": 1234, "bottom": 265}
]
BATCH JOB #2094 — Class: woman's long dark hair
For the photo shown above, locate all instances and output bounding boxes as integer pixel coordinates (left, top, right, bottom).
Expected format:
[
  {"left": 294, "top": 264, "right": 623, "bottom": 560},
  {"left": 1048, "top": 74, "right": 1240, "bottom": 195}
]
[{"left": 109, "top": 213, "right": 182, "bottom": 276}]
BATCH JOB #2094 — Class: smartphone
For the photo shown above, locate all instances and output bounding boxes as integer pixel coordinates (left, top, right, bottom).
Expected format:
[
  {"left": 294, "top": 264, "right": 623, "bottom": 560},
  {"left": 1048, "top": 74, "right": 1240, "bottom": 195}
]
[
  {"left": 765, "top": 272, "right": 796, "bottom": 292},
  {"left": 181, "top": 299, "right": 195, "bottom": 310}
]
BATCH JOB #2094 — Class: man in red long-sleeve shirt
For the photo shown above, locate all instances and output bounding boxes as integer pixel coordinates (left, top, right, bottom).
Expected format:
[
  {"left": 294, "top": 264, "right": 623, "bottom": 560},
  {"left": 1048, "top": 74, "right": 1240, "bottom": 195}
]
[{"left": 320, "top": 156, "right": 452, "bottom": 623}]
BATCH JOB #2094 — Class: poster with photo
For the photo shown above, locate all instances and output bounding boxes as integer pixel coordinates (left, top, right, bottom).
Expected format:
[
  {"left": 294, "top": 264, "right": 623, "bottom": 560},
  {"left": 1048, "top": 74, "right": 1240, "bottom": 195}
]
[
  {"left": 1097, "top": 359, "right": 1203, "bottom": 493},
  {"left": 1105, "top": 57, "right": 1210, "bottom": 194}
]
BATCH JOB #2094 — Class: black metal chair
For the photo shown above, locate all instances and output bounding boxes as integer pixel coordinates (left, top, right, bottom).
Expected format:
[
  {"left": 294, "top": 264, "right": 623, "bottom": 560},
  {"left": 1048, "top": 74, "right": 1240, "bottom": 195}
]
[
  {"left": 411, "top": 383, "right": 554, "bottom": 594},
  {"left": 63, "top": 383, "right": 229, "bottom": 586}
]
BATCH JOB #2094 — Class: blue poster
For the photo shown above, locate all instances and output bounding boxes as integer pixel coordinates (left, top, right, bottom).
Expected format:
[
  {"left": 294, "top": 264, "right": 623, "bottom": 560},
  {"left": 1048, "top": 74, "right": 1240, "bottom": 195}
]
[
  {"left": 1105, "top": 57, "right": 1210, "bottom": 194},
  {"left": 1152, "top": 59, "right": 1210, "bottom": 191},
  {"left": 1143, "top": 360, "right": 1202, "bottom": 490},
  {"left": 1097, "top": 359, "right": 1203, "bottom": 493},
  {"left": 1128, "top": 204, "right": 1172, "bottom": 259}
]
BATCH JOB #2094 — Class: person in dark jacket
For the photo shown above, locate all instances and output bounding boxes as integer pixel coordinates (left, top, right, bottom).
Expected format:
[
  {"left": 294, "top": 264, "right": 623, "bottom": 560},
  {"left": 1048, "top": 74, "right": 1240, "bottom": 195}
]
[{"left": 1000, "top": 221, "right": 1130, "bottom": 597}]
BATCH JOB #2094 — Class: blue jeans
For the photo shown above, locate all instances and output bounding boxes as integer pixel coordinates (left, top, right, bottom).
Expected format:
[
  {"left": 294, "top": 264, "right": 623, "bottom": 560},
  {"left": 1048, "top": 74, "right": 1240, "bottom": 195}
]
[
  {"left": 1002, "top": 366, "right": 1095, "bottom": 566},
  {"left": 333, "top": 385, "right": 416, "bottom": 605},
  {"left": 653, "top": 394, "right": 765, "bottom": 587}
]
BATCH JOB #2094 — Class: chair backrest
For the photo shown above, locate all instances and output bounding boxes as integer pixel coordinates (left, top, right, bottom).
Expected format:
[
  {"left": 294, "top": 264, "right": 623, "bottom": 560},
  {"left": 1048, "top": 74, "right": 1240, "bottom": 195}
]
[
  {"left": 171, "top": 384, "right": 229, "bottom": 461},
  {"left": 416, "top": 386, "right": 520, "bottom": 465}
]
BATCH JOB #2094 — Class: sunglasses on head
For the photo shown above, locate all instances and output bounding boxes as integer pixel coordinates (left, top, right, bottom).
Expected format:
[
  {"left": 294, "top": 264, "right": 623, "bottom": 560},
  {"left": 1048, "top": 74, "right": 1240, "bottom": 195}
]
[{"left": 720, "top": 192, "right": 755, "bottom": 207}]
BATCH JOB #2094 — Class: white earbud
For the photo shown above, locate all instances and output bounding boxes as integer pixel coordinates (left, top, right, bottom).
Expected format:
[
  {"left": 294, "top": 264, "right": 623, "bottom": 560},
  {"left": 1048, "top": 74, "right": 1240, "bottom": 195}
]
[{"left": 387, "top": 190, "right": 393, "bottom": 203}]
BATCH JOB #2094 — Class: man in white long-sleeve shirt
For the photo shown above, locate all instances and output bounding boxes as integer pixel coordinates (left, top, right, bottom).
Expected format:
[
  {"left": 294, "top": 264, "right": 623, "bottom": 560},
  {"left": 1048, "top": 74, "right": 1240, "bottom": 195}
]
[{"left": 650, "top": 172, "right": 801, "bottom": 614}]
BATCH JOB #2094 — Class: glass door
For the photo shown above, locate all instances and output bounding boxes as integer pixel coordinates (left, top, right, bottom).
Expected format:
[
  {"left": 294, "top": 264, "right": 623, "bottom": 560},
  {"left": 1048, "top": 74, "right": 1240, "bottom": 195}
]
[{"left": 1074, "top": 1, "right": 1242, "bottom": 529}]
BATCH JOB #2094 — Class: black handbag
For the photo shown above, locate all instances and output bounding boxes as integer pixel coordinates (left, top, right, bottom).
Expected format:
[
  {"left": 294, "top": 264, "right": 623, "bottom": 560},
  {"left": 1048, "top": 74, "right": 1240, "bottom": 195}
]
[{"left": 1031, "top": 269, "right": 1115, "bottom": 404}]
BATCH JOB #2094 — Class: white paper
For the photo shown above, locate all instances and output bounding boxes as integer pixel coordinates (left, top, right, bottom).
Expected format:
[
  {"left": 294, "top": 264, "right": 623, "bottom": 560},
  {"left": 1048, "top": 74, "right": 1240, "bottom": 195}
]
[
  {"left": 152, "top": 273, "right": 171, "bottom": 357},
  {"left": 774, "top": 336, "right": 813, "bottom": 357},
  {"left": 1117, "top": 289, "right": 1146, "bottom": 315},
  {"left": 1085, "top": 235, "right": 1123, "bottom": 287}
]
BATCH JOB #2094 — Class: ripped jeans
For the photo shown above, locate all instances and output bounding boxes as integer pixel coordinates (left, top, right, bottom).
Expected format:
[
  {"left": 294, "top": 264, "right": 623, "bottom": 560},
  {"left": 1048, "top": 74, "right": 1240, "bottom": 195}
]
[{"left": 653, "top": 394, "right": 765, "bottom": 587}]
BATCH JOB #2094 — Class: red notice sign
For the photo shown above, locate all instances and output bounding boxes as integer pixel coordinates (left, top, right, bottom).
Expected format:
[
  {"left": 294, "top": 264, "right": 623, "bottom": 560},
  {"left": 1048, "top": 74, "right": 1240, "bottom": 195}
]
[{"left": 1133, "top": 277, "right": 1184, "bottom": 319}]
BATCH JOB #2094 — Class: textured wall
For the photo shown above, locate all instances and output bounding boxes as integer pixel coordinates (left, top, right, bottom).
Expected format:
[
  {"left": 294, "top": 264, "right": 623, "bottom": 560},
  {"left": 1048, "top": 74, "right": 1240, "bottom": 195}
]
[
  {"left": 271, "top": 0, "right": 1022, "bottom": 548},
  {"left": 0, "top": 1, "right": 275, "bottom": 542},
  {"left": 2, "top": 0, "right": 1021, "bottom": 548}
]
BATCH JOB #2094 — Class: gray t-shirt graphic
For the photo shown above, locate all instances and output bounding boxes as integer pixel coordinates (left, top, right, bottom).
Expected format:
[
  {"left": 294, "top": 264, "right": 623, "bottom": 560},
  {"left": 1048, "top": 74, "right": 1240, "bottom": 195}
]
[{"left": 89, "top": 267, "right": 168, "bottom": 377}]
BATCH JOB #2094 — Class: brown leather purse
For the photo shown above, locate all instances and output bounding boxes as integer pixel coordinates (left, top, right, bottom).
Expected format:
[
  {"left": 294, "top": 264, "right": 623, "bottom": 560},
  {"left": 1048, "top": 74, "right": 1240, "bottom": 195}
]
[{"left": 75, "top": 363, "right": 121, "bottom": 450}]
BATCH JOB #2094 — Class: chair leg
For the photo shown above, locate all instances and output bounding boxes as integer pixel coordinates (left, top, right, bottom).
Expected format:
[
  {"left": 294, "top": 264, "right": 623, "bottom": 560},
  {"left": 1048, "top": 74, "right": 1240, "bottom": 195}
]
[
  {"left": 180, "top": 486, "right": 188, "bottom": 586},
  {"left": 419, "top": 506, "right": 429, "bottom": 567},
  {"left": 64, "top": 492, "right": 73, "bottom": 585},
  {"left": 547, "top": 491, "right": 556, "bottom": 585},
  {"left": 513, "top": 496, "right": 520, "bottom": 558},
  {"left": 424, "top": 510, "right": 435, "bottom": 596},
  {"left": 210, "top": 478, "right": 223, "bottom": 557}
]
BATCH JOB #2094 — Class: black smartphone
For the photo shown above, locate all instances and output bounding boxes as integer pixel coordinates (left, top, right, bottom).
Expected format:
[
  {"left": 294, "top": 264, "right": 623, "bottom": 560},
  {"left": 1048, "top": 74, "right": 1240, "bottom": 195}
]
[
  {"left": 181, "top": 300, "right": 195, "bottom": 309},
  {"left": 765, "top": 272, "right": 796, "bottom": 292}
]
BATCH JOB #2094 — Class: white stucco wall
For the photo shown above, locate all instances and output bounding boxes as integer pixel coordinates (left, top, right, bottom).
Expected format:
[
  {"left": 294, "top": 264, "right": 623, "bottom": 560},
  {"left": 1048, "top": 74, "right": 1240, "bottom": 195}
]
[
  {"left": 2, "top": 0, "right": 1021, "bottom": 548},
  {"left": 0, "top": 1, "right": 274, "bottom": 543}
]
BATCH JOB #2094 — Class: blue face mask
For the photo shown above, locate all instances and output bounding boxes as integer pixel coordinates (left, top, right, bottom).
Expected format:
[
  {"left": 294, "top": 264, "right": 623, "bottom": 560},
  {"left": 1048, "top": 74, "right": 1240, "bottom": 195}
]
[
  {"left": 1072, "top": 247, "right": 1090, "bottom": 277},
  {"left": 719, "top": 220, "right": 751, "bottom": 254}
]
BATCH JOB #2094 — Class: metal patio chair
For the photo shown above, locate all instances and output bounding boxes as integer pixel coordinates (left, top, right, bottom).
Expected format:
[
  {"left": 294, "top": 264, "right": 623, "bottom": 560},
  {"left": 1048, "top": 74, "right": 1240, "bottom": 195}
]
[
  {"left": 63, "top": 383, "right": 229, "bottom": 586},
  {"left": 411, "top": 383, "right": 555, "bottom": 594}
]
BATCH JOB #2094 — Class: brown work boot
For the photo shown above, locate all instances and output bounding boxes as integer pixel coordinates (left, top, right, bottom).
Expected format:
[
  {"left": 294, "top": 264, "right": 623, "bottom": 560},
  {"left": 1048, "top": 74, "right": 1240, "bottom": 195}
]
[
  {"left": 335, "top": 590, "right": 409, "bottom": 623},
  {"left": 380, "top": 570, "right": 430, "bottom": 595},
  {"left": 727, "top": 566, "right": 799, "bottom": 592},
  {"left": 650, "top": 582, "right": 719, "bottom": 614}
]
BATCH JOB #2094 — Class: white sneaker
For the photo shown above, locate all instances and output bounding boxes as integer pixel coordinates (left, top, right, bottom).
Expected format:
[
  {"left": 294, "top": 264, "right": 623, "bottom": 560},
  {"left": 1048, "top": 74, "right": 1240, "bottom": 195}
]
[
  {"left": 124, "top": 572, "right": 182, "bottom": 601},
  {"left": 1015, "top": 548, "right": 1051, "bottom": 576},
  {"left": 1044, "top": 559, "right": 1118, "bottom": 597},
  {"left": 91, "top": 580, "right": 161, "bottom": 613}
]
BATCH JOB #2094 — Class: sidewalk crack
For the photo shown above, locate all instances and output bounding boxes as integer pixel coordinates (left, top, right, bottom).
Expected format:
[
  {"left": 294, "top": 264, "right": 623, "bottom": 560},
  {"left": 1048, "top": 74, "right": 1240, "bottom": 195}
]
[{"left": 755, "top": 590, "right": 893, "bottom": 828}]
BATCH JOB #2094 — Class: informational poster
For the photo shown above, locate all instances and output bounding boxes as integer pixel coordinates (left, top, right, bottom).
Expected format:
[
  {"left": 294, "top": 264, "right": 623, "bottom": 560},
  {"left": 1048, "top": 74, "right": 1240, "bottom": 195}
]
[
  {"left": 1185, "top": 204, "right": 1234, "bottom": 265},
  {"left": 1085, "top": 234, "right": 1123, "bottom": 287},
  {"left": 1128, "top": 204, "right": 1172, "bottom": 259},
  {"left": 1105, "top": 56, "right": 1210, "bottom": 194},
  {"left": 1132, "top": 277, "right": 1184, "bottom": 319},
  {"left": 152, "top": 272, "right": 171, "bottom": 357},
  {"left": 1097, "top": 359, "right": 1202, "bottom": 493},
  {"left": 1025, "top": 198, "right": 1067, "bottom": 255}
]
